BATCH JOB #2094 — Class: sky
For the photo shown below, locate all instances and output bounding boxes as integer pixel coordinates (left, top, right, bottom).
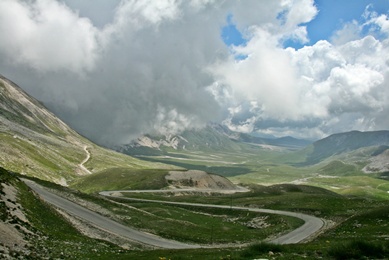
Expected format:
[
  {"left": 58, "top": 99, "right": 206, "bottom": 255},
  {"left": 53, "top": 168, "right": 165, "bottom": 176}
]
[{"left": 0, "top": 0, "right": 389, "bottom": 145}]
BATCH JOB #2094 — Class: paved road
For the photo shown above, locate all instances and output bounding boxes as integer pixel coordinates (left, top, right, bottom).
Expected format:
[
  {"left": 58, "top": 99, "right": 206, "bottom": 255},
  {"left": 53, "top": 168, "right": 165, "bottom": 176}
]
[
  {"left": 22, "top": 179, "right": 200, "bottom": 249},
  {"left": 100, "top": 190, "right": 324, "bottom": 245},
  {"left": 102, "top": 186, "right": 249, "bottom": 194},
  {"left": 23, "top": 179, "right": 324, "bottom": 248}
]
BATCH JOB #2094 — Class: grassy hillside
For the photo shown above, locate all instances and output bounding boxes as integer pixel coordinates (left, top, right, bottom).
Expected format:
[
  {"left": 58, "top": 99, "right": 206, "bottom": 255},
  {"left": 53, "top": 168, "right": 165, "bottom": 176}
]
[
  {"left": 299, "top": 130, "right": 389, "bottom": 165},
  {"left": 2, "top": 166, "right": 389, "bottom": 259},
  {"left": 134, "top": 144, "right": 389, "bottom": 200},
  {"left": 70, "top": 168, "right": 169, "bottom": 193},
  {"left": 127, "top": 129, "right": 389, "bottom": 199},
  {"left": 117, "top": 183, "right": 389, "bottom": 259},
  {"left": 0, "top": 75, "right": 173, "bottom": 184},
  {"left": 0, "top": 167, "right": 131, "bottom": 259}
]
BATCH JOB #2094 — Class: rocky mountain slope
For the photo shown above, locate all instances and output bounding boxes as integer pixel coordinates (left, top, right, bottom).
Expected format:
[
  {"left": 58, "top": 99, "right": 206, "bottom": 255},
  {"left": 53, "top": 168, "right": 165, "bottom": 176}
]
[
  {"left": 0, "top": 75, "right": 167, "bottom": 185},
  {"left": 362, "top": 148, "right": 389, "bottom": 173}
]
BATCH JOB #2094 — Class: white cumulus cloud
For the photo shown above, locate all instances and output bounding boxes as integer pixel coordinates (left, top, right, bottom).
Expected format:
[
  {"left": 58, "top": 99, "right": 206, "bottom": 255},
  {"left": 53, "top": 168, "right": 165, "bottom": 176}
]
[
  {"left": 210, "top": 6, "right": 389, "bottom": 138},
  {"left": 0, "top": 0, "right": 101, "bottom": 73}
]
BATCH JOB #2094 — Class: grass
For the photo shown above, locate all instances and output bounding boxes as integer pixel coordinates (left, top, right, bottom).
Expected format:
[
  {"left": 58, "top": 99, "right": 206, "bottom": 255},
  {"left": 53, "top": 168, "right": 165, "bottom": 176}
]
[
  {"left": 0, "top": 132, "right": 79, "bottom": 180},
  {"left": 104, "top": 190, "right": 389, "bottom": 259},
  {"left": 122, "top": 202, "right": 303, "bottom": 244},
  {"left": 70, "top": 168, "right": 169, "bottom": 193},
  {"left": 138, "top": 156, "right": 252, "bottom": 177},
  {"left": 0, "top": 168, "right": 129, "bottom": 259},
  {"left": 308, "top": 175, "right": 389, "bottom": 200},
  {"left": 120, "top": 183, "right": 353, "bottom": 219},
  {"left": 131, "top": 140, "right": 389, "bottom": 200},
  {"left": 318, "top": 204, "right": 389, "bottom": 242},
  {"left": 32, "top": 175, "right": 304, "bottom": 245},
  {"left": 231, "top": 165, "right": 389, "bottom": 200},
  {"left": 327, "top": 240, "right": 388, "bottom": 259},
  {"left": 2, "top": 143, "right": 388, "bottom": 258},
  {"left": 2, "top": 167, "right": 389, "bottom": 259},
  {"left": 318, "top": 160, "right": 359, "bottom": 176},
  {"left": 240, "top": 242, "right": 284, "bottom": 258}
]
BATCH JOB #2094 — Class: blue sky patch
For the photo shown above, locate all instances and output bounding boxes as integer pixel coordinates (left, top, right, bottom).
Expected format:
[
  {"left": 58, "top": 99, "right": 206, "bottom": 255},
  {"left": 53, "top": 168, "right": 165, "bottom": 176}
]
[
  {"left": 285, "top": 0, "right": 389, "bottom": 49},
  {"left": 221, "top": 14, "right": 246, "bottom": 47}
]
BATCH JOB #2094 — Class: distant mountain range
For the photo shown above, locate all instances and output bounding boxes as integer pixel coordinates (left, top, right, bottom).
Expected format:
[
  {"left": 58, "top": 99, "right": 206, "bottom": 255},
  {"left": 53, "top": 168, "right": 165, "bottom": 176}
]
[
  {"left": 119, "top": 122, "right": 312, "bottom": 156},
  {"left": 119, "top": 121, "right": 389, "bottom": 174}
]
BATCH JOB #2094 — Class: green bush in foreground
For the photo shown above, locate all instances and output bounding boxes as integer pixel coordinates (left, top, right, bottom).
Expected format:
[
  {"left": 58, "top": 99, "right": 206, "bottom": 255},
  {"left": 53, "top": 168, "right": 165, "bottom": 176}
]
[
  {"left": 327, "top": 240, "right": 387, "bottom": 259},
  {"left": 240, "top": 242, "right": 285, "bottom": 258}
]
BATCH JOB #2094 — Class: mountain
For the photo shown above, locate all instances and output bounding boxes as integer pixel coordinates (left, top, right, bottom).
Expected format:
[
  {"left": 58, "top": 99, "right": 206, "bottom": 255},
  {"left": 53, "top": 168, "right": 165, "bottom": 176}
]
[
  {"left": 0, "top": 75, "right": 166, "bottom": 185},
  {"left": 119, "top": 122, "right": 311, "bottom": 156},
  {"left": 238, "top": 133, "right": 312, "bottom": 148},
  {"left": 292, "top": 130, "right": 389, "bottom": 166},
  {"left": 120, "top": 124, "right": 243, "bottom": 155}
]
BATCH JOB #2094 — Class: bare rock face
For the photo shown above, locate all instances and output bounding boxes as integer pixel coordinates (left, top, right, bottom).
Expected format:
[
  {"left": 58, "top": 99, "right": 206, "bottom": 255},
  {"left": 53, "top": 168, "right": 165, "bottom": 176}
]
[
  {"left": 165, "top": 170, "right": 236, "bottom": 190},
  {"left": 133, "top": 135, "right": 187, "bottom": 150},
  {"left": 0, "top": 182, "right": 31, "bottom": 258},
  {"left": 363, "top": 149, "right": 389, "bottom": 173}
]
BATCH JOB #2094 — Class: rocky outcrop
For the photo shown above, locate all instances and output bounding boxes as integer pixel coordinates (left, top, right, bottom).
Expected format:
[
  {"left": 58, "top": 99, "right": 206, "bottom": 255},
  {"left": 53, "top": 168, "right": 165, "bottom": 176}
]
[
  {"left": 363, "top": 149, "right": 389, "bottom": 173},
  {"left": 165, "top": 170, "right": 237, "bottom": 190}
]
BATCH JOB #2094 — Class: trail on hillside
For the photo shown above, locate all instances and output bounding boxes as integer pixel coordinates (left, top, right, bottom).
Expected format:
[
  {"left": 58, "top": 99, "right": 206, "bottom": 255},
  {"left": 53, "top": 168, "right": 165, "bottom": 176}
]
[{"left": 79, "top": 146, "right": 91, "bottom": 174}]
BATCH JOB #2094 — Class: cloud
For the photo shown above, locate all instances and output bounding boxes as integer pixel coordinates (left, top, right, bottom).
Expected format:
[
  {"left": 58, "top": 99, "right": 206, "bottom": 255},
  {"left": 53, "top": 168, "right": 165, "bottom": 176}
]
[
  {"left": 1, "top": 0, "right": 228, "bottom": 145},
  {"left": 213, "top": 30, "right": 389, "bottom": 138},
  {"left": 212, "top": 29, "right": 303, "bottom": 120},
  {"left": 0, "top": 0, "right": 101, "bottom": 73},
  {"left": 0, "top": 0, "right": 183, "bottom": 74},
  {"left": 153, "top": 106, "right": 203, "bottom": 136},
  {"left": 62, "top": 0, "right": 121, "bottom": 28},
  {"left": 330, "top": 21, "right": 361, "bottom": 45},
  {"left": 278, "top": 0, "right": 317, "bottom": 43},
  {"left": 363, "top": 5, "right": 389, "bottom": 35},
  {"left": 0, "top": 0, "right": 388, "bottom": 144},
  {"left": 109, "top": 0, "right": 182, "bottom": 33}
]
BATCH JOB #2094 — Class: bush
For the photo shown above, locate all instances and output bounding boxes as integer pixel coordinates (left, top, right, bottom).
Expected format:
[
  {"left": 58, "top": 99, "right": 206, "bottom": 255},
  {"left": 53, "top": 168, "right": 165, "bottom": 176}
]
[
  {"left": 241, "top": 242, "right": 284, "bottom": 258},
  {"left": 327, "top": 240, "right": 387, "bottom": 259}
]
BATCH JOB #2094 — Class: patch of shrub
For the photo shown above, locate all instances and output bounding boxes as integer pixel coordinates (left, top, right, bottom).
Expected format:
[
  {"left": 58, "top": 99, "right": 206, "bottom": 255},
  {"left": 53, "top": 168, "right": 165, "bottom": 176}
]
[
  {"left": 327, "top": 240, "right": 387, "bottom": 259},
  {"left": 240, "top": 242, "right": 284, "bottom": 258}
]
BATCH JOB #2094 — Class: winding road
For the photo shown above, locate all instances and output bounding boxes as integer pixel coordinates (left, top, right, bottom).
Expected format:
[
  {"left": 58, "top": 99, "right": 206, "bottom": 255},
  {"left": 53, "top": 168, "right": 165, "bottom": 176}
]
[
  {"left": 23, "top": 179, "right": 199, "bottom": 249},
  {"left": 100, "top": 190, "right": 325, "bottom": 245},
  {"left": 23, "top": 179, "right": 325, "bottom": 249}
]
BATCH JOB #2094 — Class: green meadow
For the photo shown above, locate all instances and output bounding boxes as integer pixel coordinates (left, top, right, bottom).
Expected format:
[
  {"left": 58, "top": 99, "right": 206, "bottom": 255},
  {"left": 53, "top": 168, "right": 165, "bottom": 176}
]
[{"left": 10, "top": 169, "right": 388, "bottom": 259}]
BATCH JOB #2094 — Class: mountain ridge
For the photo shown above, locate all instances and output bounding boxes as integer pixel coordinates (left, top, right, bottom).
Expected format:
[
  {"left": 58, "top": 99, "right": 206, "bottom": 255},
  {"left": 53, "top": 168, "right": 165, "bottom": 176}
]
[
  {"left": 301, "top": 130, "right": 389, "bottom": 165},
  {"left": 119, "top": 122, "right": 312, "bottom": 155}
]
